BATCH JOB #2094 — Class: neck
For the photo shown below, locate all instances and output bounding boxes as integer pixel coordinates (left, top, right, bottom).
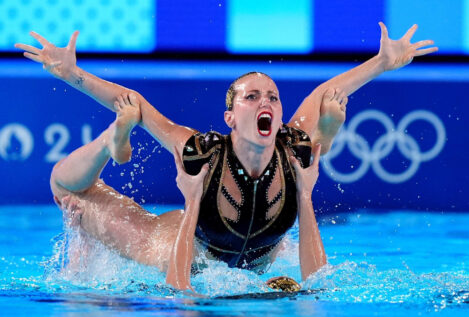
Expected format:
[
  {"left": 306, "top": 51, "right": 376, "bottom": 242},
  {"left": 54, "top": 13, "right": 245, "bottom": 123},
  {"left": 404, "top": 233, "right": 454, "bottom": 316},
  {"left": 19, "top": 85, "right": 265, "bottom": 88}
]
[{"left": 231, "top": 133, "right": 275, "bottom": 178}]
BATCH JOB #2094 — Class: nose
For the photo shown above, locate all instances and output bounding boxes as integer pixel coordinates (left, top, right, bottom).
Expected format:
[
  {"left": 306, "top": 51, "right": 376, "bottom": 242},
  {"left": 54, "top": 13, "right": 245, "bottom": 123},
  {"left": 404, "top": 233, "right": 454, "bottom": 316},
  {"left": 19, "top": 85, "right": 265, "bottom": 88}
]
[{"left": 260, "top": 95, "right": 270, "bottom": 106}]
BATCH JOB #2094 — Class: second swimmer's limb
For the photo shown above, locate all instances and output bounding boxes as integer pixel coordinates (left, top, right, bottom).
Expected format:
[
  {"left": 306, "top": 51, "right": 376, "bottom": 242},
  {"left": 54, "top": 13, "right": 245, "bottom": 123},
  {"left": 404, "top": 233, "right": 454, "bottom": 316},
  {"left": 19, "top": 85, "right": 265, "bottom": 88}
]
[
  {"left": 50, "top": 97, "right": 185, "bottom": 269},
  {"left": 50, "top": 93, "right": 140, "bottom": 193},
  {"left": 15, "top": 32, "right": 195, "bottom": 155},
  {"left": 290, "top": 144, "right": 326, "bottom": 281},
  {"left": 166, "top": 147, "right": 209, "bottom": 291},
  {"left": 288, "top": 22, "right": 438, "bottom": 153}
]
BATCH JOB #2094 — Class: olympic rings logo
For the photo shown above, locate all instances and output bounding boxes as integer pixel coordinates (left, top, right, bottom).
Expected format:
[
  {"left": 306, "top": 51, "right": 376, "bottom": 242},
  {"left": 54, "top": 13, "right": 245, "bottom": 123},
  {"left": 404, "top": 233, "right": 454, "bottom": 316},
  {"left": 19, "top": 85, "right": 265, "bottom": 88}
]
[{"left": 321, "top": 110, "right": 446, "bottom": 183}]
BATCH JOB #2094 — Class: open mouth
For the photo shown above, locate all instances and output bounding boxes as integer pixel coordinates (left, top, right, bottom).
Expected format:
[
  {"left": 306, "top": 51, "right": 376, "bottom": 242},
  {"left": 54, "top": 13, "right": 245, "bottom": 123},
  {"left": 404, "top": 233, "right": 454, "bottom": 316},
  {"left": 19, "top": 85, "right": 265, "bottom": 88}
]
[{"left": 257, "top": 112, "right": 272, "bottom": 137}]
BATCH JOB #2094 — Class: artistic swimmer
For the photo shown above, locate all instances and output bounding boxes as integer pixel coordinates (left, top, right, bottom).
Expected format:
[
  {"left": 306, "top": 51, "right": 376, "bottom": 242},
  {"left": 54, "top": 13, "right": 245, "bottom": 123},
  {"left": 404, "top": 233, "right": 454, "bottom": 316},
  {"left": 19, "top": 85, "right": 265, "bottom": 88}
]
[{"left": 15, "top": 23, "right": 437, "bottom": 291}]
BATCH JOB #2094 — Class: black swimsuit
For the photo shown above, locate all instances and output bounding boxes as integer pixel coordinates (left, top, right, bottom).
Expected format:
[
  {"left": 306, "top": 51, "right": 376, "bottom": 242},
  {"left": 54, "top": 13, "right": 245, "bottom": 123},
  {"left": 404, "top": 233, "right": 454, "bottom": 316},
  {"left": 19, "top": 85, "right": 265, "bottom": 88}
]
[{"left": 183, "top": 124, "right": 312, "bottom": 270}]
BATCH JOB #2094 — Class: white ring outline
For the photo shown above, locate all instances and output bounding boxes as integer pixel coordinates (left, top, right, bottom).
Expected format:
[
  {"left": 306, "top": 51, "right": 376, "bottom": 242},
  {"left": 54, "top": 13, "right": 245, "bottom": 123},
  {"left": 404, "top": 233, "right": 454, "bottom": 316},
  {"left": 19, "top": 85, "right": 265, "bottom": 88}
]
[{"left": 321, "top": 110, "right": 446, "bottom": 183}]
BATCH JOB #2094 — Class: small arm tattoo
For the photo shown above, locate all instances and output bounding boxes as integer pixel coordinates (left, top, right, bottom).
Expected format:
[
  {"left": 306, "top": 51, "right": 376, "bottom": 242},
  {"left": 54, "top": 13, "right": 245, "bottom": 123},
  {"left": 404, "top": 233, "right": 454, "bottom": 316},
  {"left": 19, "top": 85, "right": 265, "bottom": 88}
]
[{"left": 75, "top": 76, "right": 84, "bottom": 87}]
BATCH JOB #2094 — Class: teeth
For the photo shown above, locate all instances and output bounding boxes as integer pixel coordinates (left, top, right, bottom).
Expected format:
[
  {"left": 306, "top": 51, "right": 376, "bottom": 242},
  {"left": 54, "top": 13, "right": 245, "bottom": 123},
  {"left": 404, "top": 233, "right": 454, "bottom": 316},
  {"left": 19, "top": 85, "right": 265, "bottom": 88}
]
[{"left": 259, "top": 113, "right": 272, "bottom": 119}]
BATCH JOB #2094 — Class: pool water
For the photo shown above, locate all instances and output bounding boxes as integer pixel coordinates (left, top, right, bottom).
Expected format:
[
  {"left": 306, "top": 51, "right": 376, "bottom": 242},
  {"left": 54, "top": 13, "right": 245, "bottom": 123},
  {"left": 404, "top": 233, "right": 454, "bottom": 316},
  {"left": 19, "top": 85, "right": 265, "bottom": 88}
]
[{"left": 1, "top": 205, "right": 468, "bottom": 316}]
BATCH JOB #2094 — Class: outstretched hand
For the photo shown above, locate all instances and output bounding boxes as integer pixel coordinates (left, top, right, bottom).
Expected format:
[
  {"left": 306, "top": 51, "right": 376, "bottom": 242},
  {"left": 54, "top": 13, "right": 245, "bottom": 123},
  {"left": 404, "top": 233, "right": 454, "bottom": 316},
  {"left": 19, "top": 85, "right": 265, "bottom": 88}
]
[
  {"left": 377, "top": 22, "right": 438, "bottom": 71},
  {"left": 173, "top": 147, "right": 209, "bottom": 201},
  {"left": 290, "top": 143, "right": 322, "bottom": 196},
  {"left": 15, "top": 31, "right": 79, "bottom": 79}
]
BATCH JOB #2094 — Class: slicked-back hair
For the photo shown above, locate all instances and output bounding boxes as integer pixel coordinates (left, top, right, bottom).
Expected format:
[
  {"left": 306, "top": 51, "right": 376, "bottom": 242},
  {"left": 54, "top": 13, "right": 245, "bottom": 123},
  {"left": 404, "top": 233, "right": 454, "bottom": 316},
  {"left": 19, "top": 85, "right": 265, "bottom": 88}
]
[{"left": 225, "top": 72, "right": 273, "bottom": 111}]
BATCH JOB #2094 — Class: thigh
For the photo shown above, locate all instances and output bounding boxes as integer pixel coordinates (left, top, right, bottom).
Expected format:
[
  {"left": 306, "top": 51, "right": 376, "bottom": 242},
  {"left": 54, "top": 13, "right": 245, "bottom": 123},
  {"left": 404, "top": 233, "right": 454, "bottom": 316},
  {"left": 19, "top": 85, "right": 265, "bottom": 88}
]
[{"left": 54, "top": 180, "right": 184, "bottom": 271}]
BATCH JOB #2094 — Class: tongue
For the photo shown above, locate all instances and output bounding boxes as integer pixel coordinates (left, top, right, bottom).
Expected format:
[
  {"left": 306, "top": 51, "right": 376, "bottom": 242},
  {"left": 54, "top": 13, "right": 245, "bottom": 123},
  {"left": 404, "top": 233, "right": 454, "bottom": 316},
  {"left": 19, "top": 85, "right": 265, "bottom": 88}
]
[{"left": 257, "top": 117, "right": 272, "bottom": 134}]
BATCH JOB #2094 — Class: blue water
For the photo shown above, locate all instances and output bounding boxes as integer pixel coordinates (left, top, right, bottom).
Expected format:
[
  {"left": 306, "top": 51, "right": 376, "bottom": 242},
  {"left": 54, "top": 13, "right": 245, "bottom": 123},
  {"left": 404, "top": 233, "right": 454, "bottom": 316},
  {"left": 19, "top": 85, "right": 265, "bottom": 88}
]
[{"left": 1, "top": 205, "right": 468, "bottom": 316}]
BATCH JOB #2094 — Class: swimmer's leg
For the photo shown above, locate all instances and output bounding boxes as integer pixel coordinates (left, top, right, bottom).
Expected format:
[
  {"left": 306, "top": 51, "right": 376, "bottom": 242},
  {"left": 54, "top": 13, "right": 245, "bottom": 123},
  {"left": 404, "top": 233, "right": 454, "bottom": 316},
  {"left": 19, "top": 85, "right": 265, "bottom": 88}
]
[
  {"left": 56, "top": 185, "right": 184, "bottom": 270},
  {"left": 315, "top": 88, "right": 348, "bottom": 152},
  {"left": 50, "top": 94, "right": 182, "bottom": 270},
  {"left": 51, "top": 94, "right": 140, "bottom": 193}
]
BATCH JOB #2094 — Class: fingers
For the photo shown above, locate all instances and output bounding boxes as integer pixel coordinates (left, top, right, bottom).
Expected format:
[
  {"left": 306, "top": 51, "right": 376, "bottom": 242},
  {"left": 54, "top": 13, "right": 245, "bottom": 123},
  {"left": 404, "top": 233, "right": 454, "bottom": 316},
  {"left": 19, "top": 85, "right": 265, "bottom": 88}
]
[
  {"left": 402, "top": 24, "right": 418, "bottom": 41},
  {"left": 198, "top": 163, "right": 210, "bottom": 178},
  {"left": 411, "top": 39, "right": 435, "bottom": 50},
  {"left": 311, "top": 144, "right": 322, "bottom": 168},
  {"left": 30, "top": 31, "right": 50, "bottom": 47},
  {"left": 23, "top": 52, "right": 43, "bottom": 63},
  {"left": 68, "top": 31, "right": 79, "bottom": 51},
  {"left": 414, "top": 46, "right": 438, "bottom": 56},
  {"left": 289, "top": 155, "right": 301, "bottom": 172},
  {"left": 378, "top": 21, "right": 388, "bottom": 39},
  {"left": 411, "top": 40, "right": 438, "bottom": 56},
  {"left": 14, "top": 43, "right": 40, "bottom": 55}
]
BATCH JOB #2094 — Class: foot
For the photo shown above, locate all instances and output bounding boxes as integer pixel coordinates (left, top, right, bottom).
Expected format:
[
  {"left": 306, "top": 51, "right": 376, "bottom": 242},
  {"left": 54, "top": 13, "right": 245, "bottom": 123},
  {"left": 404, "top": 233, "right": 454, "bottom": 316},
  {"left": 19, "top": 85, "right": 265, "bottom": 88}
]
[
  {"left": 107, "top": 93, "right": 141, "bottom": 164},
  {"left": 317, "top": 88, "right": 347, "bottom": 152}
]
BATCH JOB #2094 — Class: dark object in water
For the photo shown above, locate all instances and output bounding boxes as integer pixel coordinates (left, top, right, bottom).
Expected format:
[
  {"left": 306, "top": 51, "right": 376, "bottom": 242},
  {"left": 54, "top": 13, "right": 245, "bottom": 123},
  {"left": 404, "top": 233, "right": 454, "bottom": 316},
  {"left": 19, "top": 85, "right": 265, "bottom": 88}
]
[{"left": 215, "top": 288, "right": 324, "bottom": 300}]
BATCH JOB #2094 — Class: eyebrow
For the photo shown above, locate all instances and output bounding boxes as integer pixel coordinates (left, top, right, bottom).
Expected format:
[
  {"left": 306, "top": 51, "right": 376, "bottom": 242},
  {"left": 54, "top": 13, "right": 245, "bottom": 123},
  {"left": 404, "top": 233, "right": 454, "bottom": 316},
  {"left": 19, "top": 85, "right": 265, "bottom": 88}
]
[{"left": 246, "top": 89, "right": 278, "bottom": 95}]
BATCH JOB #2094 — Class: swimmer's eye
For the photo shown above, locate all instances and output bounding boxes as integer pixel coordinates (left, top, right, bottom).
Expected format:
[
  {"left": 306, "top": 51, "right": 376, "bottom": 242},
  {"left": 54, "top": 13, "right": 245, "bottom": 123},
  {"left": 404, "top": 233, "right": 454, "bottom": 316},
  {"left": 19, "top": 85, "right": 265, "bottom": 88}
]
[
  {"left": 270, "top": 96, "right": 279, "bottom": 102},
  {"left": 246, "top": 94, "right": 257, "bottom": 100}
]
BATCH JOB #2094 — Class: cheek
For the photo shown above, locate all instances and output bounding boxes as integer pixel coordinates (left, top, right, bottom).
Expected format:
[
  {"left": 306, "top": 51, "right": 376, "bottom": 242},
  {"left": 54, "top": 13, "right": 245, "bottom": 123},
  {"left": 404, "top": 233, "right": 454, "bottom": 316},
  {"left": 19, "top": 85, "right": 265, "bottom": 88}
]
[{"left": 275, "top": 106, "right": 283, "bottom": 123}]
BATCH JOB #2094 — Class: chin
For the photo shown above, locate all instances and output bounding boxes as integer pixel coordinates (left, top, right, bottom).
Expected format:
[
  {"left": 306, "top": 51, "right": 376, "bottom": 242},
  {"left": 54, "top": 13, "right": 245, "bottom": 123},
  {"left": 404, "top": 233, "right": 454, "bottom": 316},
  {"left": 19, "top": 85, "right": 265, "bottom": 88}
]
[
  {"left": 256, "top": 137, "right": 275, "bottom": 147},
  {"left": 254, "top": 130, "right": 277, "bottom": 147}
]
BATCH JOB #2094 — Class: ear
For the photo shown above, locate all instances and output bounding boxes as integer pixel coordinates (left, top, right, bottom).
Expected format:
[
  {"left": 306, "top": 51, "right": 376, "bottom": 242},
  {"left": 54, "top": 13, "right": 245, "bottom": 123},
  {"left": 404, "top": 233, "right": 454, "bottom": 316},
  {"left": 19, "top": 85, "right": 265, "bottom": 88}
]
[{"left": 224, "top": 110, "right": 235, "bottom": 128}]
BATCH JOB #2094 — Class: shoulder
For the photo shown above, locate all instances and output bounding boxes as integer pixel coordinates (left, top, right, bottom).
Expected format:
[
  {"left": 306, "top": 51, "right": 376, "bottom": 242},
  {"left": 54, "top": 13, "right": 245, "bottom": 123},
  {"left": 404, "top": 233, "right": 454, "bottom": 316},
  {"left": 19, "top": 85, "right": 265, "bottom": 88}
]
[
  {"left": 277, "top": 124, "right": 312, "bottom": 168},
  {"left": 183, "top": 130, "right": 224, "bottom": 157},
  {"left": 277, "top": 124, "right": 311, "bottom": 144},
  {"left": 183, "top": 131, "right": 224, "bottom": 175}
]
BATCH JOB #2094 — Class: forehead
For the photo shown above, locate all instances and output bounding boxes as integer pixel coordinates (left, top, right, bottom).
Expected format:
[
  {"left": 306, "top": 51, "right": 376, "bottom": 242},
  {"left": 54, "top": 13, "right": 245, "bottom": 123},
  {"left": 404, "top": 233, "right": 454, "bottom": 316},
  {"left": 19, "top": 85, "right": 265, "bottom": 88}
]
[{"left": 233, "top": 74, "right": 278, "bottom": 94}]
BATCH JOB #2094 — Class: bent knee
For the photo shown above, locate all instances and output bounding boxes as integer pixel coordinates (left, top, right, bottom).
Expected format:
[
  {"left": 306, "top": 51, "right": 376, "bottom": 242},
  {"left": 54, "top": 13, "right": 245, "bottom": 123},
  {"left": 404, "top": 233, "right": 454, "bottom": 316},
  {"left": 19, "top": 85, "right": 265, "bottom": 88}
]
[{"left": 50, "top": 158, "right": 70, "bottom": 201}]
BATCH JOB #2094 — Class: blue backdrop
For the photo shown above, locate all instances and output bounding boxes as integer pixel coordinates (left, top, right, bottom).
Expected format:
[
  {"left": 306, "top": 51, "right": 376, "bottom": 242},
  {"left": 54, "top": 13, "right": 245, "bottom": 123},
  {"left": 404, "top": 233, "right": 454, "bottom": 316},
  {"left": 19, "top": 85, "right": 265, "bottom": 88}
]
[
  {"left": 2, "top": 0, "right": 469, "bottom": 55},
  {"left": 0, "top": 60, "right": 467, "bottom": 213}
]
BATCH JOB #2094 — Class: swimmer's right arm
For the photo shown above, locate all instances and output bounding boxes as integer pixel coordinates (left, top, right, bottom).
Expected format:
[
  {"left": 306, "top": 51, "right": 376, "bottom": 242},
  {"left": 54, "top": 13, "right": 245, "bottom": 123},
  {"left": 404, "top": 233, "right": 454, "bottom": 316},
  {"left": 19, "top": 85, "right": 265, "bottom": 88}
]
[
  {"left": 290, "top": 144, "right": 327, "bottom": 280},
  {"left": 15, "top": 31, "right": 194, "bottom": 154},
  {"left": 166, "top": 148, "right": 209, "bottom": 292}
]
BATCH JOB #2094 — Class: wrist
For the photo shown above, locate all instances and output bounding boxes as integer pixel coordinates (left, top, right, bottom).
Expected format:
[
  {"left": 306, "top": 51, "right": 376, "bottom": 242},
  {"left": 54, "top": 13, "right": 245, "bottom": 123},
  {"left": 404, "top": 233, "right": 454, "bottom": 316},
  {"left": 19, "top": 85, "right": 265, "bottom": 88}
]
[
  {"left": 64, "top": 65, "right": 83, "bottom": 84},
  {"left": 185, "top": 198, "right": 201, "bottom": 210},
  {"left": 373, "top": 54, "right": 388, "bottom": 73},
  {"left": 297, "top": 191, "right": 312, "bottom": 203}
]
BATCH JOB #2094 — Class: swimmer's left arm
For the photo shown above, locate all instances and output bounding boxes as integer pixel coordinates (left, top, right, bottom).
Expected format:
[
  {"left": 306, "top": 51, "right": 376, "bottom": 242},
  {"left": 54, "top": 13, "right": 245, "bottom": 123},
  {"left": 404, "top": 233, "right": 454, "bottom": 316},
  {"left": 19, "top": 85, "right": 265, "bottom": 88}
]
[
  {"left": 15, "top": 31, "right": 195, "bottom": 156},
  {"left": 166, "top": 148, "right": 209, "bottom": 291},
  {"left": 288, "top": 22, "right": 438, "bottom": 154},
  {"left": 291, "top": 144, "right": 327, "bottom": 280}
]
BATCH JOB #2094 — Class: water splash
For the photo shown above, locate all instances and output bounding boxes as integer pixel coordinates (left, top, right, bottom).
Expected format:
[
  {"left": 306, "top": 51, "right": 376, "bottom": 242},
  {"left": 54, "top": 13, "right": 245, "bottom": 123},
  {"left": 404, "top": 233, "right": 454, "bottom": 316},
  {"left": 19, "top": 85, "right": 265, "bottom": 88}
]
[{"left": 38, "top": 225, "right": 468, "bottom": 310}]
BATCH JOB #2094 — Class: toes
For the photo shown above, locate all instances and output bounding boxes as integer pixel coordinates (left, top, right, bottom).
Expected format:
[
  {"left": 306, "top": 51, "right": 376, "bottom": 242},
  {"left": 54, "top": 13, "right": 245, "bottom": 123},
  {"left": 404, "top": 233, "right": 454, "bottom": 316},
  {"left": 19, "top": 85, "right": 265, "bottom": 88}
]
[
  {"left": 324, "top": 88, "right": 335, "bottom": 101},
  {"left": 342, "top": 95, "right": 348, "bottom": 106},
  {"left": 123, "top": 93, "right": 130, "bottom": 106},
  {"left": 129, "top": 93, "right": 138, "bottom": 106},
  {"left": 340, "top": 96, "right": 348, "bottom": 112},
  {"left": 117, "top": 95, "right": 125, "bottom": 108},
  {"left": 333, "top": 87, "right": 346, "bottom": 104},
  {"left": 334, "top": 88, "right": 344, "bottom": 101},
  {"left": 113, "top": 100, "right": 121, "bottom": 111}
]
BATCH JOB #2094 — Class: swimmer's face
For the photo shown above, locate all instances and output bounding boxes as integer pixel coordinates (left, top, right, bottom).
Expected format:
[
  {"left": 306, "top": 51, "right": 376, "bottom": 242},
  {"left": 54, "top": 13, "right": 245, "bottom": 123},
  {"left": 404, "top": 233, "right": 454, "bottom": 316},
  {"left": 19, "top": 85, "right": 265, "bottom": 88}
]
[{"left": 224, "top": 73, "right": 283, "bottom": 147}]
